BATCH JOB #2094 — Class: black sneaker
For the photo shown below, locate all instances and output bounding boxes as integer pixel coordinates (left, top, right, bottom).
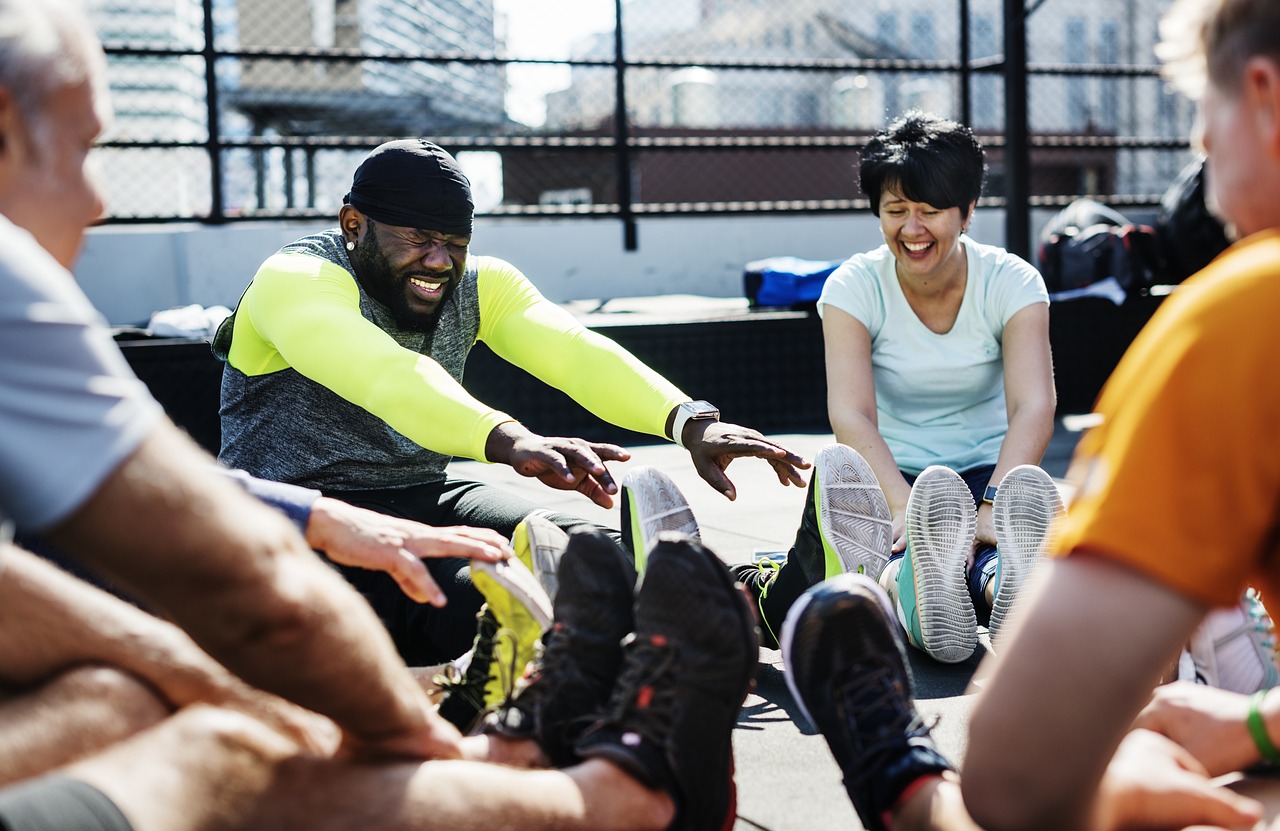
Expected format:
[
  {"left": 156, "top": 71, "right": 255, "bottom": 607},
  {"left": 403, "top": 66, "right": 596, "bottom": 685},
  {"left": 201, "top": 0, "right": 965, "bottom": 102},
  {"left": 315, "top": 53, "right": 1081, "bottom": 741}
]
[
  {"left": 436, "top": 605, "right": 500, "bottom": 732},
  {"left": 781, "top": 573, "right": 953, "bottom": 831},
  {"left": 576, "top": 533, "right": 758, "bottom": 831},
  {"left": 485, "top": 529, "right": 636, "bottom": 767}
]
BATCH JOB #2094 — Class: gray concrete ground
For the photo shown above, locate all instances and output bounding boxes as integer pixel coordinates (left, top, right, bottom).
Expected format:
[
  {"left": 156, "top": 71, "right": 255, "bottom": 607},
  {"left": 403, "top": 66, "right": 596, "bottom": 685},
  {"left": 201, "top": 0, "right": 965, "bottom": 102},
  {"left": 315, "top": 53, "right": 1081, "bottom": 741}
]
[{"left": 448, "top": 422, "right": 1085, "bottom": 831}]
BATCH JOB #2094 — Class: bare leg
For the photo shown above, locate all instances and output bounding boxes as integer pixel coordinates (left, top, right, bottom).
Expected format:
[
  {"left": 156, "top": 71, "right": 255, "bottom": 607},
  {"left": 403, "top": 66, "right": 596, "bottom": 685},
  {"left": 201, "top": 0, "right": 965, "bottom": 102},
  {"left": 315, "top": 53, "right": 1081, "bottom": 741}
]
[
  {"left": 0, "top": 665, "right": 168, "bottom": 786},
  {"left": 67, "top": 705, "right": 674, "bottom": 831},
  {"left": 893, "top": 774, "right": 983, "bottom": 831}
]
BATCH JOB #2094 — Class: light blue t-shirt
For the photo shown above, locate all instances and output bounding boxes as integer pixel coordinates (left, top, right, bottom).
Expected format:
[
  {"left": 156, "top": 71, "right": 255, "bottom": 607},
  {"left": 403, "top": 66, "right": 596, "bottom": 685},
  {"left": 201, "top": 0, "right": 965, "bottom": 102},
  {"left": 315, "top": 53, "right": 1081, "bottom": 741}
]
[{"left": 817, "top": 236, "right": 1048, "bottom": 475}]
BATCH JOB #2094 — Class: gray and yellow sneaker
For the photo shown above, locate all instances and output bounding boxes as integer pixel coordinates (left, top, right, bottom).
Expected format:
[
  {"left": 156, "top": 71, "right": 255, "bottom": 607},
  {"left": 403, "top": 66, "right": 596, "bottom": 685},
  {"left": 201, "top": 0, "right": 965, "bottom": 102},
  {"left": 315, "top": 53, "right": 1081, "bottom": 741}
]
[
  {"left": 620, "top": 466, "right": 699, "bottom": 572},
  {"left": 897, "top": 466, "right": 977, "bottom": 664},
  {"left": 486, "top": 528, "right": 636, "bottom": 766},
  {"left": 812, "top": 444, "right": 894, "bottom": 581},
  {"left": 513, "top": 510, "right": 570, "bottom": 602},
  {"left": 470, "top": 557, "right": 553, "bottom": 712},
  {"left": 435, "top": 605, "right": 501, "bottom": 732}
]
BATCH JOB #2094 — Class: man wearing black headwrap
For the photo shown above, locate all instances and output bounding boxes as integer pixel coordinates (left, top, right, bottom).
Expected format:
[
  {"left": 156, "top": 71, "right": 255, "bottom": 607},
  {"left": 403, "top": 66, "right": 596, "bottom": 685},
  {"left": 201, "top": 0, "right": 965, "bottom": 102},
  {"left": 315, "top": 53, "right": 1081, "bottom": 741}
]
[{"left": 213, "top": 139, "right": 807, "bottom": 670}]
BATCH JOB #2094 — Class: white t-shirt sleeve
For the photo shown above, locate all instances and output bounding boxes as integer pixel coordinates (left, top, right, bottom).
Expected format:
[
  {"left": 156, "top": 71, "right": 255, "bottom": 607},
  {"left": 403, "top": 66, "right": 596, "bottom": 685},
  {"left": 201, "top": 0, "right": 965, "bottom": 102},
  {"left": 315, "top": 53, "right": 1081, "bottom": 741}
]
[
  {"left": 0, "top": 219, "right": 164, "bottom": 532},
  {"left": 982, "top": 247, "right": 1049, "bottom": 332},
  {"left": 817, "top": 248, "right": 891, "bottom": 337}
]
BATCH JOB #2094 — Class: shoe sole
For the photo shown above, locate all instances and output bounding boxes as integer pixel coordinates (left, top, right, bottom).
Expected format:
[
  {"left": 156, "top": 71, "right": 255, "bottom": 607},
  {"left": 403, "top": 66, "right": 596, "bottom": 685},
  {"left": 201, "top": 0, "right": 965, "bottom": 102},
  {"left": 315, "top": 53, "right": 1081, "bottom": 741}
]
[
  {"left": 471, "top": 559, "right": 555, "bottom": 704},
  {"left": 472, "top": 558, "right": 554, "bottom": 632},
  {"left": 622, "top": 466, "right": 699, "bottom": 571},
  {"left": 905, "top": 466, "right": 977, "bottom": 664},
  {"left": 779, "top": 572, "right": 897, "bottom": 729},
  {"left": 514, "top": 511, "right": 570, "bottom": 603},
  {"left": 989, "top": 465, "right": 1063, "bottom": 645},
  {"left": 814, "top": 445, "right": 893, "bottom": 581}
]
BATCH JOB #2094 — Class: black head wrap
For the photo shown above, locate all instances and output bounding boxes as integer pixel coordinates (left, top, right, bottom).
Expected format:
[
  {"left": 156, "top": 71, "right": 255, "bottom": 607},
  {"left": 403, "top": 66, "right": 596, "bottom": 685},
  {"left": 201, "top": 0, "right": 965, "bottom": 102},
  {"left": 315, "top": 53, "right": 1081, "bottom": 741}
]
[{"left": 343, "top": 139, "right": 473, "bottom": 236}]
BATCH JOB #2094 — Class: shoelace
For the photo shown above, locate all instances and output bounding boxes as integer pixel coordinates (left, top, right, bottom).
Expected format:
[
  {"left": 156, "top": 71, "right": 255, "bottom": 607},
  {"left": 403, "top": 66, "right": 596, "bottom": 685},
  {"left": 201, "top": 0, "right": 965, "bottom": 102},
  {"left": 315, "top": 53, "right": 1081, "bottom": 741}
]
[
  {"left": 504, "top": 622, "right": 608, "bottom": 743},
  {"left": 434, "top": 608, "right": 500, "bottom": 706},
  {"left": 754, "top": 558, "right": 782, "bottom": 598},
  {"left": 833, "top": 662, "right": 932, "bottom": 786},
  {"left": 600, "top": 635, "right": 677, "bottom": 741}
]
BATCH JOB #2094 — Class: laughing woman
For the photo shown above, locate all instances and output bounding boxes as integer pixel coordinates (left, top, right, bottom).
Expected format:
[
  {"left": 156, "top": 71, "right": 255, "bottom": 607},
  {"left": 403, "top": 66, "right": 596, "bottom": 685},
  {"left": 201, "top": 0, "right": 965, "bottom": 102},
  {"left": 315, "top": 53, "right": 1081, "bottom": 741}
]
[{"left": 738, "top": 111, "right": 1062, "bottom": 663}]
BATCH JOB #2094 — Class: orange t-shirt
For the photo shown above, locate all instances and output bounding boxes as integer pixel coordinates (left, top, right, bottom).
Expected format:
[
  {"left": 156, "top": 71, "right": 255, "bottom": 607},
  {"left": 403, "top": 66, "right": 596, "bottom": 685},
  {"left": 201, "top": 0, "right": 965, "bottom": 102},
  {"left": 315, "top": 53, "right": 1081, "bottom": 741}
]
[{"left": 1053, "top": 229, "right": 1280, "bottom": 615}]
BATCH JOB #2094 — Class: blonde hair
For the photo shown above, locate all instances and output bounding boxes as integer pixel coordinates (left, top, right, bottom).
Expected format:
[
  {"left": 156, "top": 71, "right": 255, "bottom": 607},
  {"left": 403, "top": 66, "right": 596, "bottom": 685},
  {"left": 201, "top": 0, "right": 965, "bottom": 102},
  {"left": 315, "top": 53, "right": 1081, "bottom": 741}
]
[{"left": 1159, "top": 0, "right": 1280, "bottom": 98}]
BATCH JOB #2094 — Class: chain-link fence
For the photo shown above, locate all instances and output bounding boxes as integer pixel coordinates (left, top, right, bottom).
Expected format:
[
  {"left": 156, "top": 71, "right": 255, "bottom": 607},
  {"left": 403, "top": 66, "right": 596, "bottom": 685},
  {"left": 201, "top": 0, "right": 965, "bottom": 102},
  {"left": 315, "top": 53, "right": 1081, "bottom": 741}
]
[{"left": 92, "top": 0, "right": 1194, "bottom": 254}]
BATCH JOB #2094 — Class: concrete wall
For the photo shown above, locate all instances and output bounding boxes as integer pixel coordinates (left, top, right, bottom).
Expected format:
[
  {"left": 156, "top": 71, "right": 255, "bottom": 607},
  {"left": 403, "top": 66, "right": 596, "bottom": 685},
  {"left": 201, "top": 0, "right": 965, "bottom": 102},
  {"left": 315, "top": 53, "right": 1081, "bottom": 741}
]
[{"left": 77, "top": 209, "right": 1011, "bottom": 325}]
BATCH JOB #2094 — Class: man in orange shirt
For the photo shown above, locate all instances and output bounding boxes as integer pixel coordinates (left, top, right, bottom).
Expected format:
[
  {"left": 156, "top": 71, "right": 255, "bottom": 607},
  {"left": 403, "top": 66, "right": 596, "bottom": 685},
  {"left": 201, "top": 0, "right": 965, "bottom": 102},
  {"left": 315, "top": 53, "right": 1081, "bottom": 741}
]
[{"left": 783, "top": 1, "right": 1280, "bottom": 829}]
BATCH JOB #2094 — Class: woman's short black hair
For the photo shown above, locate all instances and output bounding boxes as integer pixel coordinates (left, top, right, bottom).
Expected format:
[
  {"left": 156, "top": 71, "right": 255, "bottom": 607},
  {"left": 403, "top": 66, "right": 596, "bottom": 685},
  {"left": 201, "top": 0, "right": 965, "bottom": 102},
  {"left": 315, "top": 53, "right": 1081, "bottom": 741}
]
[{"left": 859, "top": 111, "right": 987, "bottom": 216}]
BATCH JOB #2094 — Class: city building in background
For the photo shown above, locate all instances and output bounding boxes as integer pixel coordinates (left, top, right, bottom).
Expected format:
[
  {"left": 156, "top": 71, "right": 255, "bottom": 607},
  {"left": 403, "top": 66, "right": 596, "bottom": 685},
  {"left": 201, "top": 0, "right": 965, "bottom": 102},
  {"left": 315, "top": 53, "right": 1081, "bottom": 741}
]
[
  {"left": 88, "top": 0, "right": 1195, "bottom": 231},
  {"left": 529, "top": 0, "right": 1193, "bottom": 206}
]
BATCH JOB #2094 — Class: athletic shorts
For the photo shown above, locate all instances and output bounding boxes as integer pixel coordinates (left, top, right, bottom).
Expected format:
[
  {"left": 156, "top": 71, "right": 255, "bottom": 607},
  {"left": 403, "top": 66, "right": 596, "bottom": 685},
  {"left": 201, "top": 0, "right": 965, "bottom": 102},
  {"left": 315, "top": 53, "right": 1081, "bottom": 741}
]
[{"left": 0, "top": 776, "right": 132, "bottom": 831}]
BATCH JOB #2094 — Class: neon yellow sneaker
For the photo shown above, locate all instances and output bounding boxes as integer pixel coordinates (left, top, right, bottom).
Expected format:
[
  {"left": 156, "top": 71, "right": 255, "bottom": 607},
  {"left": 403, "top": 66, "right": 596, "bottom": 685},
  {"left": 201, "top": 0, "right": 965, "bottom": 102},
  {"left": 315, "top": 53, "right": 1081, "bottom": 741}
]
[{"left": 471, "top": 557, "right": 553, "bottom": 708}]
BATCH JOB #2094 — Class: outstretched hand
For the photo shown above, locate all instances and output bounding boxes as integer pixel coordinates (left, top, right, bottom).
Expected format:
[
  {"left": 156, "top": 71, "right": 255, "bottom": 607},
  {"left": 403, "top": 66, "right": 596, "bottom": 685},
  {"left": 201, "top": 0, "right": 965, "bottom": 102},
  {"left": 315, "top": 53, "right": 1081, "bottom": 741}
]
[
  {"left": 506, "top": 434, "right": 631, "bottom": 508},
  {"left": 683, "top": 421, "right": 810, "bottom": 500},
  {"left": 306, "top": 498, "right": 513, "bottom": 606},
  {"left": 485, "top": 421, "right": 630, "bottom": 509}
]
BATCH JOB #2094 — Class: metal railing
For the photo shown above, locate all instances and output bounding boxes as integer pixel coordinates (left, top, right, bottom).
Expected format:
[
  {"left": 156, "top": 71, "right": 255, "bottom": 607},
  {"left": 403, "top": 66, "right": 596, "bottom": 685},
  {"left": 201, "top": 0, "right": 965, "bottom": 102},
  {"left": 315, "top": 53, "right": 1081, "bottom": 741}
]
[{"left": 95, "top": 0, "right": 1192, "bottom": 259}]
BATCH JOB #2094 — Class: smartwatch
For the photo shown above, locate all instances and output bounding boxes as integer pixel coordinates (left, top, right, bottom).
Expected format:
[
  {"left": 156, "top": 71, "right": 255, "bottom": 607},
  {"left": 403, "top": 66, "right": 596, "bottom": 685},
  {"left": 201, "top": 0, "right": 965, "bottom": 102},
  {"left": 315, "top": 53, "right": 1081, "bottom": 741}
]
[
  {"left": 671, "top": 400, "right": 720, "bottom": 449},
  {"left": 982, "top": 485, "right": 999, "bottom": 505}
]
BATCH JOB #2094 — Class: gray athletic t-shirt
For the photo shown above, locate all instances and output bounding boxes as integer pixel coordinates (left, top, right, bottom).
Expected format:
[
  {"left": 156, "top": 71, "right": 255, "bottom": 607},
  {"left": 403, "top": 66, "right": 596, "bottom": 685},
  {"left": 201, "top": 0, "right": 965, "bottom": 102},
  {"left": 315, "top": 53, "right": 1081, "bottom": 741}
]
[{"left": 0, "top": 216, "right": 163, "bottom": 532}]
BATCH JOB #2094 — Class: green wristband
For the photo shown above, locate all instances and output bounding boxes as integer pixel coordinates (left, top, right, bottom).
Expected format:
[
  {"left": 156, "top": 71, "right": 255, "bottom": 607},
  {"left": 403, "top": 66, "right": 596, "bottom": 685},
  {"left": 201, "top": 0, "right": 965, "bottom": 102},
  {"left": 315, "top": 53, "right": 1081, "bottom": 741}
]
[{"left": 1248, "top": 689, "right": 1280, "bottom": 763}]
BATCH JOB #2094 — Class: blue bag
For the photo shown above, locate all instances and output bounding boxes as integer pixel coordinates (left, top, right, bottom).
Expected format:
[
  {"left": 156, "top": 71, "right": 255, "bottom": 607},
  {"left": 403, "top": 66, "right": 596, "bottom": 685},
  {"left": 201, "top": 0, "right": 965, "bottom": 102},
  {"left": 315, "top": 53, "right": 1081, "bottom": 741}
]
[{"left": 744, "top": 256, "right": 843, "bottom": 309}]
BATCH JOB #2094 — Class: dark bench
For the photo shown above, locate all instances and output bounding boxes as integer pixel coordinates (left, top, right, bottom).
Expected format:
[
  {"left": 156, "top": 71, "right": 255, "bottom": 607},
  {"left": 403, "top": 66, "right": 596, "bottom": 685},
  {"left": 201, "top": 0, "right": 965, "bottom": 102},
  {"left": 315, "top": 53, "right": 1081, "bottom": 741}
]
[{"left": 118, "top": 294, "right": 1163, "bottom": 456}]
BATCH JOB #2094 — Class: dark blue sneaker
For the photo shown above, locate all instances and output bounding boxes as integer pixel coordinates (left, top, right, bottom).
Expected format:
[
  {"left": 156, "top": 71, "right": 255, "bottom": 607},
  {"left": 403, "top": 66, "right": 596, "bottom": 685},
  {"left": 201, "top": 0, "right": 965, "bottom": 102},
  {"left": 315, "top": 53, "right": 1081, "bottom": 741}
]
[
  {"left": 576, "top": 533, "right": 758, "bottom": 831},
  {"left": 781, "top": 573, "right": 953, "bottom": 831}
]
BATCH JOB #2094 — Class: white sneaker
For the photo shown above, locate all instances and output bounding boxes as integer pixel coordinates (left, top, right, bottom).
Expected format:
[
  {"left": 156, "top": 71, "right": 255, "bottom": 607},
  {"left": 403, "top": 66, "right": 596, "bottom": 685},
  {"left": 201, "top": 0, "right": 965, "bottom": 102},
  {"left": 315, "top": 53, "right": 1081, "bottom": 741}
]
[
  {"left": 989, "top": 465, "right": 1065, "bottom": 646},
  {"left": 1185, "top": 588, "right": 1280, "bottom": 694},
  {"left": 898, "top": 465, "right": 977, "bottom": 664}
]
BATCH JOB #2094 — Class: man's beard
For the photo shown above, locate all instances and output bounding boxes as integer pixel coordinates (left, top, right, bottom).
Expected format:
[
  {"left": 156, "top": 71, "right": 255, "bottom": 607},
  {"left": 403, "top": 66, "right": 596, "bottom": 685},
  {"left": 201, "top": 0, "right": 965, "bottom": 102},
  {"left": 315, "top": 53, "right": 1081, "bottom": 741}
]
[{"left": 349, "top": 233, "right": 453, "bottom": 332}]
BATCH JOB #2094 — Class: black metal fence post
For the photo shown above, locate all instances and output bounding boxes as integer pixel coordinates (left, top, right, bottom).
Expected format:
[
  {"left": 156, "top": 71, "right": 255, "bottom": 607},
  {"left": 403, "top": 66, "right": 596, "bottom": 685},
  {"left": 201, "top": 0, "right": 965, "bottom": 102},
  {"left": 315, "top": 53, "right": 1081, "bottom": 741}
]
[
  {"left": 613, "top": 0, "right": 637, "bottom": 251},
  {"left": 959, "top": 0, "right": 972, "bottom": 128},
  {"left": 1003, "top": 0, "right": 1030, "bottom": 259},
  {"left": 201, "top": 0, "right": 225, "bottom": 223}
]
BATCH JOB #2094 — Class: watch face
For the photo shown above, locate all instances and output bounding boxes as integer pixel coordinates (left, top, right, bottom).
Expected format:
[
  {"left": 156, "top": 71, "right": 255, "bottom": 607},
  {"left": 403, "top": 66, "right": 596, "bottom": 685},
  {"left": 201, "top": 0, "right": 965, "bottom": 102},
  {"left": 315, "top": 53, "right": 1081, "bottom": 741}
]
[{"left": 683, "top": 400, "right": 719, "bottom": 418}]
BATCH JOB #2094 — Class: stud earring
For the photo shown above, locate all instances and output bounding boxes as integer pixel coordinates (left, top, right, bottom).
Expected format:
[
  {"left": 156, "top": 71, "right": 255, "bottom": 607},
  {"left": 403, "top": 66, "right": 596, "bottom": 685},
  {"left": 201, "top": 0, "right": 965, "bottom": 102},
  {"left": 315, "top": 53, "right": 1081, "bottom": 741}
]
[{"left": 345, "top": 240, "right": 356, "bottom": 251}]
